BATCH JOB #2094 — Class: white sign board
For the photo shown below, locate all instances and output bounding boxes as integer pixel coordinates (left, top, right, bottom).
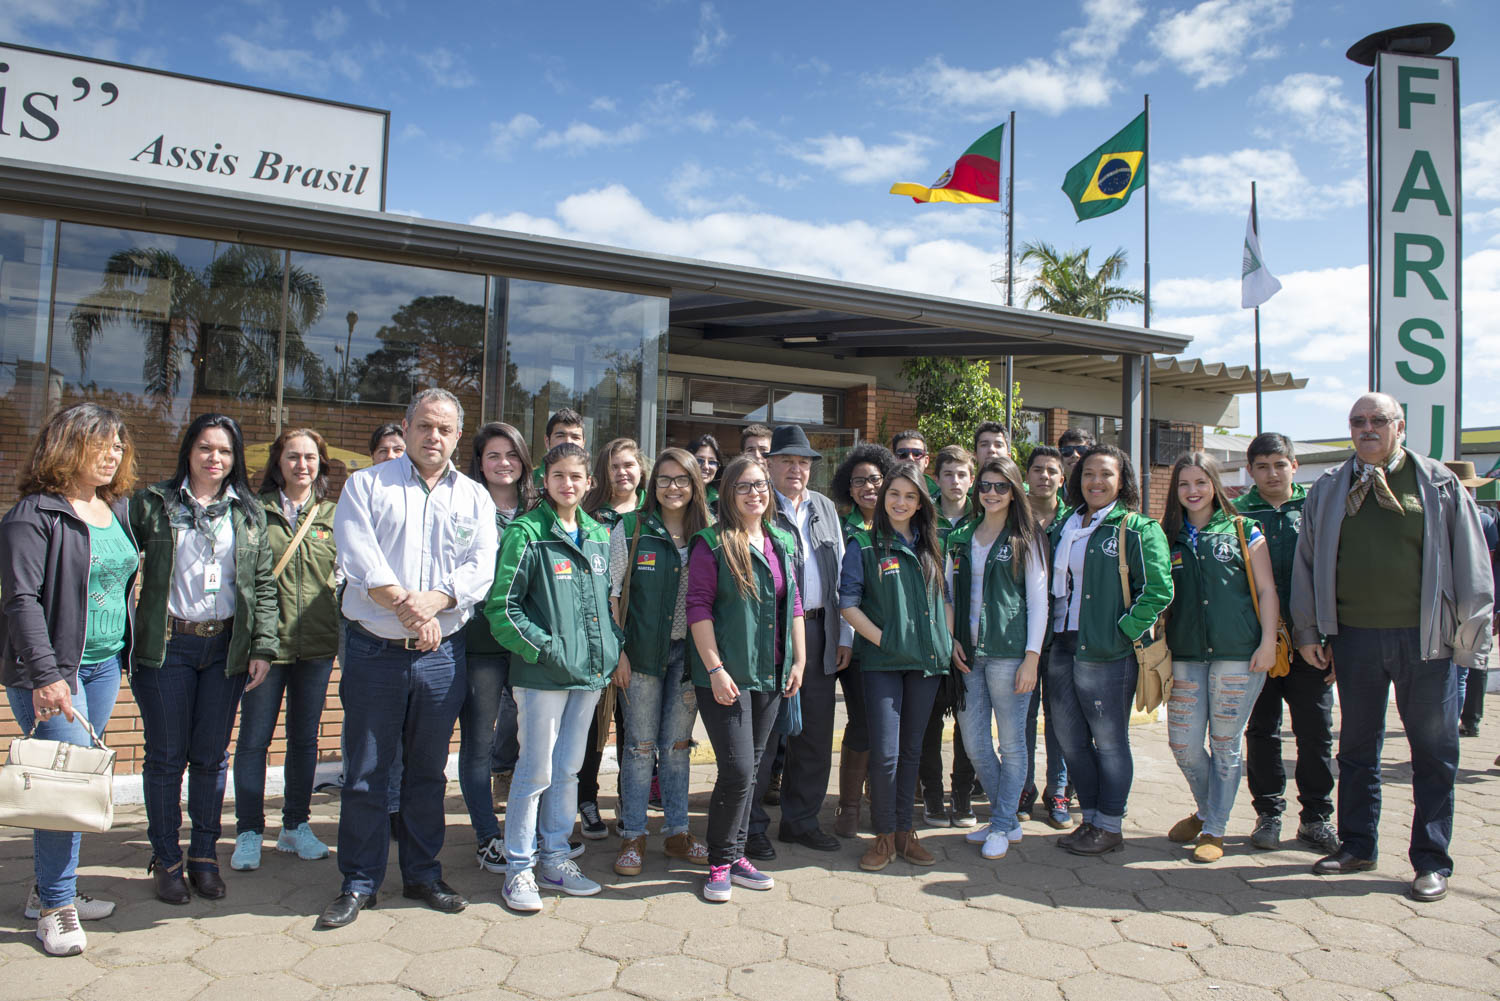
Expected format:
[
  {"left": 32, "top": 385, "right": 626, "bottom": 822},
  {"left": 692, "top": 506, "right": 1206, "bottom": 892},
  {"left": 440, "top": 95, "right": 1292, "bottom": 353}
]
[
  {"left": 1370, "top": 52, "right": 1461, "bottom": 460},
  {"left": 0, "top": 43, "right": 388, "bottom": 210}
]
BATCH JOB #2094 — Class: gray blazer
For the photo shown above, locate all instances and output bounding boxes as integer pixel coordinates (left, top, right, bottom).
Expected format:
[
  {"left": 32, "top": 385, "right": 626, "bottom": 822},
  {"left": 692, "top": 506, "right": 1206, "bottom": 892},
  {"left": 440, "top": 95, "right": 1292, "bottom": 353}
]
[
  {"left": 772, "top": 488, "right": 855, "bottom": 674},
  {"left": 1291, "top": 448, "right": 1494, "bottom": 667}
]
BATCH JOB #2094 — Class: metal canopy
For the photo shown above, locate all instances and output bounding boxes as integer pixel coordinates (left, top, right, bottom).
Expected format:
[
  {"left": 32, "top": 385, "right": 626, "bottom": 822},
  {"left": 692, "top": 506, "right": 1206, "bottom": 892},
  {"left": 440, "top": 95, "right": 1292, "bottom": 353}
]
[
  {"left": 0, "top": 159, "right": 1191, "bottom": 361},
  {"left": 1017, "top": 355, "right": 1306, "bottom": 395}
]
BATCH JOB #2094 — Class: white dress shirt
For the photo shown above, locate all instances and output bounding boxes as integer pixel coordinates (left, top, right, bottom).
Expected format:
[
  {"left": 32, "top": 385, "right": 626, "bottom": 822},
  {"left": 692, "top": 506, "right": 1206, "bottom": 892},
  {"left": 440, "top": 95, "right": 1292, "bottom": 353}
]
[
  {"left": 168, "top": 481, "right": 238, "bottom": 622},
  {"left": 335, "top": 455, "right": 499, "bottom": 640}
]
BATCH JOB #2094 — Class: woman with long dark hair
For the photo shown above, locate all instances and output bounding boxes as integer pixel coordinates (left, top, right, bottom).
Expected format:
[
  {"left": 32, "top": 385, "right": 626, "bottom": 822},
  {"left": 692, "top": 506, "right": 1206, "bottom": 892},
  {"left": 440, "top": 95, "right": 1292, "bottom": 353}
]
[
  {"left": 0, "top": 404, "right": 138, "bottom": 955},
  {"left": 230, "top": 428, "right": 340, "bottom": 873},
  {"left": 838, "top": 460, "right": 953, "bottom": 871},
  {"left": 690, "top": 434, "right": 724, "bottom": 509},
  {"left": 686, "top": 455, "right": 805, "bottom": 901},
  {"left": 463, "top": 422, "right": 534, "bottom": 871},
  {"left": 129, "top": 414, "right": 278, "bottom": 903},
  {"left": 1048, "top": 444, "right": 1173, "bottom": 857}
]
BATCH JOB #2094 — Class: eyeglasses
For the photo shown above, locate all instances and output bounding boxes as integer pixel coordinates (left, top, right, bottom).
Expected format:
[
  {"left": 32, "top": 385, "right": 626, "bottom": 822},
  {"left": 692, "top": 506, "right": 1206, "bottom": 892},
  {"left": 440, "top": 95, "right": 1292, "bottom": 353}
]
[
  {"left": 1059, "top": 445, "right": 1088, "bottom": 457},
  {"left": 733, "top": 479, "right": 771, "bottom": 496},
  {"left": 977, "top": 481, "right": 1012, "bottom": 495},
  {"left": 696, "top": 456, "right": 720, "bottom": 468},
  {"left": 850, "top": 475, "right": 884, "bottom": 489},
  {"left": 656, "top": 475, "right": 695, "bottom": 490},
  {"left": 894, "top": 448, "right": 927, "bottom": 460},
  {"left": 1349, "top": 415, "right": 1395, "bottom": 430}
]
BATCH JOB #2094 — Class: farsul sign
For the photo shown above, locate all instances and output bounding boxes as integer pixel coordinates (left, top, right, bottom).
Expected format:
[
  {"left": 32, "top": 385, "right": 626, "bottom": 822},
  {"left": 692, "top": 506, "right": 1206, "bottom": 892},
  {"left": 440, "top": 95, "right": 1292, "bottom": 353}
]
[{"left": 0, "top": 43, "right": 389, "bottom": 210}]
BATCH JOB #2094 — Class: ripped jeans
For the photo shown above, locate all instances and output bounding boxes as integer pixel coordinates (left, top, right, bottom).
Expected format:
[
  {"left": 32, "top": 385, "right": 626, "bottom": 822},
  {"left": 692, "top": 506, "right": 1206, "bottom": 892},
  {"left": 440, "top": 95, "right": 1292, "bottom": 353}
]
[
  {"left": 1168, "top": 659, "right": 1266, "bottom": 838},
  {"left": 618, "top": 641, "right": 698, "bottom": 841}
]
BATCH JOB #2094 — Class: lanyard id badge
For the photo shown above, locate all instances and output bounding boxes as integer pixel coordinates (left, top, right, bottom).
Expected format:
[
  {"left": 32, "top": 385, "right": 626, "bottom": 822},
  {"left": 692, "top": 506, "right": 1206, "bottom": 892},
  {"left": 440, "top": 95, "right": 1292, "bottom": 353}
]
[{"left": 204, "top": 560, "right": 223, "bottom": 594}]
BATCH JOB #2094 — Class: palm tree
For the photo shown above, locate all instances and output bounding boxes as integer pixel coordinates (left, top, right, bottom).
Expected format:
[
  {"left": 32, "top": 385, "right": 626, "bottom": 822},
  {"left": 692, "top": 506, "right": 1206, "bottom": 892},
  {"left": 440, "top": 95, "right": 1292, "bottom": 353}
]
[{"left": 1018, "top": 241, "right": 1144, "bottom": 321}]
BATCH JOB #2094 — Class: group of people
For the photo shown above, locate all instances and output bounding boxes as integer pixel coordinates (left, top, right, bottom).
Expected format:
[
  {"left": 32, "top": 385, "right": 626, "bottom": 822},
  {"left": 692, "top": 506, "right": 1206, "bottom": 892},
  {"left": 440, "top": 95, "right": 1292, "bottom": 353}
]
[{"left": 0, "top": 388, "right": 1490, "bottom": 956}]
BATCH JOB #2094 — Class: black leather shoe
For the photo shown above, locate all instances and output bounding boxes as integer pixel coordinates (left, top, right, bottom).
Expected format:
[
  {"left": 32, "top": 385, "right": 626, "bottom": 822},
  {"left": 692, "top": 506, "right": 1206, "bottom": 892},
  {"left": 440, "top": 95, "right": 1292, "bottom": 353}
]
[
  {"left": 745, "top": 832, "right": 777, "bottom": 861},
  {"left": 1067, "top": 826, "right": 1124, "bottom": 856},
  {"left": 779, "top": 827, "right": 840, "bottom": 852},
  {"left": 317, "top": 891, "right": 376, "bottom": 929},
  {"left": 1410, "top": 871, "right": 1448, "bottom": 902},
  {"left": 148, "top": 859, "right": 190, "bottom": 905},
  {"left": 402, "top": 879, "right": 467, "bottom": 913},
  {"left": 1312, "top": 851, "right": 1377, "bottom": 875},
  {"left": 188, "top": 869, "right": 227, "bottom": 900}
]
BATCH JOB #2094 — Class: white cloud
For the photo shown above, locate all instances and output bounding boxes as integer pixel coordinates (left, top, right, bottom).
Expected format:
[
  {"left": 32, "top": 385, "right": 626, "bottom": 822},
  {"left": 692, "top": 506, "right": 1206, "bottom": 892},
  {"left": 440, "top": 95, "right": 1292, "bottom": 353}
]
[
  {"left": 589, "top": 96, "right": 619, "bottom": 113},
  {"left": 789, "top": 133, "right": 933, "bottom": 185},
  {"left": 667, "top": 162, "right": 754, "bottom": 214},
  {"left": 399, "top": 123, "right": 426, "bottom": 141},
  {"left": 312, "top": 6, "right": 348, "bottom": 41},
  {"left": 1150, "top": 0, "right": 1293, "bottom": 88},
  {"left": 906, "top": 56, "right": 1115, "bottom": 117},
  {"left": 1064, "top": 0, "right": 1147, "bottom": 60},
  {"left": 219, "top": 34, "right": 329, "bottom": 86},
  {"left": 487, "top": 113, "right": 541, "bottom": 158},
  {"left": 1255, "top": 72, "right": 1363, "bottom": 158},
  {"left": 1156, "top": 148, "right": 1364, "bottom": 219},
  {"left": 691, "top": 3, "right": 729, "bottom": 66},
  {"left": 535, "top": 121, "right": 646, "bottom": 153},
  {"left": 1464, "top": 101, "right": 1500, "bottom": 202},
  {"left": 417, "top": 48, "right": 476, "bottom": 88}
]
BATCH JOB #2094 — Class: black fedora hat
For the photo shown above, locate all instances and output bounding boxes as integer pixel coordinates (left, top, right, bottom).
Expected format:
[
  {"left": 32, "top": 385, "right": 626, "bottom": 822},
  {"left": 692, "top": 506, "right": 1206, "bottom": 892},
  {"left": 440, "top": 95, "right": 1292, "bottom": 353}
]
[{"left": 766, "top": 425, "right": 822, "bottom": 460}]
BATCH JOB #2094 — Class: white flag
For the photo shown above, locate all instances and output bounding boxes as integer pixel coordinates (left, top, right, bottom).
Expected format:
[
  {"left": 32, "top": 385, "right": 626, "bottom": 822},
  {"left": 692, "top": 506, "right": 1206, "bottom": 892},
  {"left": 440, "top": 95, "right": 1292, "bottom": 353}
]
[{"left": 1242, "top": 206, "right": 1282, "bottom": 308}]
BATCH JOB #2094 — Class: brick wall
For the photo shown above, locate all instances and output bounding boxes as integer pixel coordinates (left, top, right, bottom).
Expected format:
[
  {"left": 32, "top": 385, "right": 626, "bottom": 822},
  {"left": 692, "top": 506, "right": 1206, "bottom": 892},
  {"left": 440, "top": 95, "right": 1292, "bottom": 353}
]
[{"left": 847, "top": 384, "right": 918, "bottom": 446}]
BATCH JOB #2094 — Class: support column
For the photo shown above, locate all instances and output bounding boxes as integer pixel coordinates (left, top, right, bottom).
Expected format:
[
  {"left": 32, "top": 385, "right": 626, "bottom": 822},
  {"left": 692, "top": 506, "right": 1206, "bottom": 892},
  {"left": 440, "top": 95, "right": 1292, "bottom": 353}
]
[{"left": 1121, "top": 354, "right": 1145, "bottom": 479}]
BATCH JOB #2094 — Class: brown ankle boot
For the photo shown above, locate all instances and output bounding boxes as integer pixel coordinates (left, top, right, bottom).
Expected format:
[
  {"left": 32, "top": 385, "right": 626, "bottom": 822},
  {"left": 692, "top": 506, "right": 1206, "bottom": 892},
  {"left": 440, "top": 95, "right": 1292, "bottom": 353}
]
[
  {"left": 894, "top": 830, "right": 935, "bottom": 866},
  {"left": 860, "top": 833, "right": 896, "bottom": 871},
  {"left": 835, "top": 747, "right": 869, "bottom": 839}
]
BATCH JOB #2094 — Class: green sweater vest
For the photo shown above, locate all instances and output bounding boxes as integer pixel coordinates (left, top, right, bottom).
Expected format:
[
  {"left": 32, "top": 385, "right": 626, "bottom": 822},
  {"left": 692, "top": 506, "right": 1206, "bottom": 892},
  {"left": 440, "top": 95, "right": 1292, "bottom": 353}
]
[{"left": 1336, "top": 458, "right": 1424, "bottom": 629}]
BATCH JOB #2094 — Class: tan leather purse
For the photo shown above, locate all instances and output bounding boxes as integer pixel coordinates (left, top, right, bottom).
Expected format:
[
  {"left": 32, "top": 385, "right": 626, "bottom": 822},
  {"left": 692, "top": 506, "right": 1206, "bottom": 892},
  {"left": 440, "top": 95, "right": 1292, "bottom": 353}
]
[
  {"left": 1117, "top": 519, "right": 1172, "bottom": 712},
  {"left": 0, "top": 715, "right": 115, "bottom": 833}
]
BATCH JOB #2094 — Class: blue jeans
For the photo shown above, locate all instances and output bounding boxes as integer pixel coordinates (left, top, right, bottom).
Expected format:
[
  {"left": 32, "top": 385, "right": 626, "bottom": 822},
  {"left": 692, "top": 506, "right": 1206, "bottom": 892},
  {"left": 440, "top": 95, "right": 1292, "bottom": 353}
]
[
  {"left": 1167, "top": 659, "right": 1266, "bottom": 838},
  {"left": 336, "top": 625, "right": 466, "bottom": 895},
  {"left": 234, "top": 657, "right": 335, "bottom": 834},
  {"left": 505, "top": 686, "right": 601, "bottom": 874},
  {"left": 957, "top": 657, "right": 1031, "bottom": 835},
  {"left": 458, "top": 652, "right": 512, "bottom": 842},
  {"left": 7, "top": 656, "right": 122, "bottom": 908},
  {"left": 493, "top": 679, "right": 519, "bottom": 773},
  {"left": 1329, "top": 626, "right": 1458, "bottom": 875},
  {"left": 1024, "top": 664, "right": 1069, "bottom": 801},
  {"left": 133, "top": 633, "right": 248, "bottom": 871},
  {"left": 619, "top": 641, "right": 697, "bottom": 840},
  {"left": 863, "top": 669, "right": 941, "bottom": 833},
  {"left": 1045, "top": 633, "right": 1136, "bottom": 834}
]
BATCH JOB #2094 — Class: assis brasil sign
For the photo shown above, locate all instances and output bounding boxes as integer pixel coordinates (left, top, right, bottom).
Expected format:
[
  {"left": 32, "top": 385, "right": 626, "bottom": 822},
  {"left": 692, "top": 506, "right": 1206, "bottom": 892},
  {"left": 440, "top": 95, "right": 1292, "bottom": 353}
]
[{"left": 0, "top": 43, "right": 388, "bottom": 211}]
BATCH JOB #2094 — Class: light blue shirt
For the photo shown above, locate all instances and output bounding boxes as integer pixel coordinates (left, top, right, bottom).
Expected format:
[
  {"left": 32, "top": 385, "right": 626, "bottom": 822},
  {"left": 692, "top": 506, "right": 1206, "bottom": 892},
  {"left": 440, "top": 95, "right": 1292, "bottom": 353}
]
[
  {"left": 167, "top": 480, "right": 238, "bottom": 623},
  {"left": 335, "top": 455, "right": 499, "bottom": 640}
]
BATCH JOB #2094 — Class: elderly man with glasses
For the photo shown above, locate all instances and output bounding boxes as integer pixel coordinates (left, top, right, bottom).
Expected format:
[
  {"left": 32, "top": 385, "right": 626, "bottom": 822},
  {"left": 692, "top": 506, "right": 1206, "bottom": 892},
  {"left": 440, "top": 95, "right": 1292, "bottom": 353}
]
[{"left": 1291, "top": 393, "right": 1493, "bottom": 903}]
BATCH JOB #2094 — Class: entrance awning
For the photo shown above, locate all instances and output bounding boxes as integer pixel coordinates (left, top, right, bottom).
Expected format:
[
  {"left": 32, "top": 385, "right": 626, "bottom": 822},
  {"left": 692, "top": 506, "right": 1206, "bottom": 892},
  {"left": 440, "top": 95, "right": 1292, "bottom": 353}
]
[
  {"left": 1018, "top": 355, "right": 1307, "bottom": 394},
  {"left": 0, "top": 159, "right": 1190, "bottom": 361}
]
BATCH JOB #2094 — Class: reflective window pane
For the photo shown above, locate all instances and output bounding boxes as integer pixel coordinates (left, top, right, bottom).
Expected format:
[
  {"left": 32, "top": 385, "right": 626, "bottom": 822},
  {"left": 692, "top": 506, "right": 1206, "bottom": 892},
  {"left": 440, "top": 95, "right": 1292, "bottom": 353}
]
[
  {"left": 772, "top": 388, "right": 838, "bottom": 425},
  {"left": 0, "top": 213, "right": 55, "bottom": 503},
  {"left": 687, "top": 378, "right": 769, "bottom": 421}
]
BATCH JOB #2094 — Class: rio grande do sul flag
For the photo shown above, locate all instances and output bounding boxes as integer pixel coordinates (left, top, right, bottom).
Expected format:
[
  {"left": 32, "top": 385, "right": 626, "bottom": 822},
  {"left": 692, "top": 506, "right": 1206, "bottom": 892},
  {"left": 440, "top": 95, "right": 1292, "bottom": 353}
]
[
  {"left": 1061, "top": 113, "right": 1146, "bottom": 221},
  {"left": 1241, "top": 205, "right": 1282, "bottom": 309},
  {"left": 889, "top": 124, "right": 1004, "bottom": 204}
]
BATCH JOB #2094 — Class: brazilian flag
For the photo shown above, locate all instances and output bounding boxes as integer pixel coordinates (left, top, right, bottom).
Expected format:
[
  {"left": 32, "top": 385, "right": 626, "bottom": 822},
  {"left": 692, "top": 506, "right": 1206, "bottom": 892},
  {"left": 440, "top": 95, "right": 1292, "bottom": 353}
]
[{"left": 1061, "top": 113, "right": 1147, "bottom": 221}]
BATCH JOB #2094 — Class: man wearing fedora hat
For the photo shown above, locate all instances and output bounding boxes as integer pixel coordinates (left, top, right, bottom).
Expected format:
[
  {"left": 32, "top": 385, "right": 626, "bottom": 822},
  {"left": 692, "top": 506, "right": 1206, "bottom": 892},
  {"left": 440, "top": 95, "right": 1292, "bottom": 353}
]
[
  {"left": 1442, "top": 460, "right": 1500, "bottom": 738},
  {"left": 743, "top": 425, "right": 854, "bottom": 856}
]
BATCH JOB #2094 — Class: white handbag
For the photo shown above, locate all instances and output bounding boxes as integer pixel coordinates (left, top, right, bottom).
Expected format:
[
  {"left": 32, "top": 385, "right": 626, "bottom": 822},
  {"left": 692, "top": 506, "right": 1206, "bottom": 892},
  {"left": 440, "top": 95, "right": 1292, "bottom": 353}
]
[{"left": 0, "top": 715, "right": 115, "bottom": 833}]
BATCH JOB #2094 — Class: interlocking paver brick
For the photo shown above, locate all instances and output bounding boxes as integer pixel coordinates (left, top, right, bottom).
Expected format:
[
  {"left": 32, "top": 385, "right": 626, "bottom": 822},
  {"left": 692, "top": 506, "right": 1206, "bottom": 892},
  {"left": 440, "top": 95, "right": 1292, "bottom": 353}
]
[
  {"left": 1292, "top": 947, "right": 1412, "bottom": 989},
  {"left": 1060, "top": 971, "right": 1172, "bottom": 1001},
  {"left": 989, "top": 938, "right": 1093, "bottom": 980},
  {"left": 645, "top": 893, "right": 740, "bottom": 930},
  {"left": 581, "top": 920, "right": 685, "bottom": 960},
  {"left": 614, "top": 955, "right": 727, "bottom": 1001},
  {"left": 886, "top": 933, "right": 989, "bottom": 974},
  {"left": 740, "top": 897, "right": 830, "bottom": 935},
  {"left": 381, "top": 909, "right": 487, "bottom": 952},
  {"left": 1386, "top": 983, "right": 1500, "bottom": 1001},
  {"left": 785, "top": 929, "right": 886, "bottom": 970},
  {"left": 1192, "top": 944, "right": 1307, "bottom": 989},
  {"left": 730, "top": 959, "right": 837, "bottom": 1001},
  {"left": 1278, "top": 979, "right": 1389, "bottom": 1001},
  {"left": 925, "top": 906, "right": 1024, "bottom": 943},
  {"left": 1396, "top": 947, "right": 1500, "bottom": 991},
  {"left": 1210, "top": 913, "right": 1319, "bottom": 952},
  {"left": 837, "top": 963, "right": 949, "bottom": 1001},
  {"left": 1164, "top": 979, "right": 1283, "bottom": 1001},
  {"left": 288, "top": 907, "right": 398, "bottom": 945},
  {"left": 77, "top": 962, "right": 208, "bottom": 1001},
  {"left": 1393, "top": 916, "right": 1500, "bottom": 954},
  {"left": 1020, "top": 909, "right": 1124, "bottom": 948},
  {"left": 951, "top": 969, "right": 1063, "bottom": 1001},
  {"left": 552, "top": 893, "right": 649, "bottom": 925},
  {"left": 293, "top": 941, "right": 412, "bottom": 986},
  {"left": 398, "top": 946, "right": 515, "bottom": 997},
  {"left": 1086, "top": 940, "right": 1201, "bottom": 982},
  {"left": 481, "top": 915, "right": 586, "bottom": 956},
  {"left": 785, "top": 875, "right": 875, "bottom": 907},
  {"left": 190, "top": 972, "right": 323, "bottom": 1001},
  {"left": 681, "top": 924, "right": 782, "bottom": 965},
  {"left": 831, "top": 900, "right": 924, "bottom": 939},
  {"left": 190, "top": 931, "right": 310, "bottom": 976},
  {"left": 87, "top": 923, "right": 212, "bottom": 967},
  {"left": 505, "top": 950, "right": 618, "bottom": 996},
  {"left": 1115, "top": 912, "right": 1215, "bottom": 950}
]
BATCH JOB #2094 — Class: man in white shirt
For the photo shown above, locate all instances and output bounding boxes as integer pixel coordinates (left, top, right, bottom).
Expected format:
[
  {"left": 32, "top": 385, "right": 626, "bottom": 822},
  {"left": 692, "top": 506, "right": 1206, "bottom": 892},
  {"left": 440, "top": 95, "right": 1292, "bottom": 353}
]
[{"left": 317, "top": 389, "right": 498, "bottom": 929}]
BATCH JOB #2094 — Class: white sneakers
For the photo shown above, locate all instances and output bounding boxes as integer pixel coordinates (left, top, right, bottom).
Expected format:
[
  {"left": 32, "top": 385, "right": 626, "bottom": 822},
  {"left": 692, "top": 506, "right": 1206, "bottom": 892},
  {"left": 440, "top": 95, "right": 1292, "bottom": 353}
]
[
  {"left": 24, "top": 886, "right": 115, "bottom": 921},
  {"left": 36, "top": 905, "right": 86, "bottom": 956},
  {"left": 981, "top": 826, "right": 1024, "bottom": 860}
]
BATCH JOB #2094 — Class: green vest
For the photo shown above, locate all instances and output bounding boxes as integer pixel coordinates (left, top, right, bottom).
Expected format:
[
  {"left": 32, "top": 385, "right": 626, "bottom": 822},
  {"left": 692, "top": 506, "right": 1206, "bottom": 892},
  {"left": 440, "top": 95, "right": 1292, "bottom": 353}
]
[
  {"left": 485, "top": 502, "right": 620, "bottom": 691},
  {"left": 849, "top": 529, "right": 952, "bottom": 676},
  {"left": 842, "top": 508, "right": 871, "bottom": 540},
  {"left": 686, "top": 525, "right": 799, "bottom": 691},
  {"left": 618, "top": 511, "right": 687, "bottom": 677},
  {"left": 1166, "top": 510, "right": 1262, "bottom": 662},
  {"left": 947, "top": 520, "right": 1030, "bottom": 662},
  {"left": 1232, "top": 483, "right": 1305, "bottom": 626},
  {"left": 590, "top": 487, "right": 645, "bottom": 530}
]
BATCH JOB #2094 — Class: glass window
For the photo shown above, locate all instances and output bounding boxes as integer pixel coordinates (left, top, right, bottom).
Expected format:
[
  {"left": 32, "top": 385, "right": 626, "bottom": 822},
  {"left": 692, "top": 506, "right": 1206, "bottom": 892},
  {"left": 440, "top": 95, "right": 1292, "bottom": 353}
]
[
  {"left": 687, "top": 379, "right": 769, "bottom": 422},
  {"left": 500, "top": 280, "right": 666, "bottom": 458},
  {"left": 772, "top": 389, "right": 838, "bottom": 426},
  {"left": 0, "top": 213, "right": 56, "bottom": 504},
  {"left": 1018, "top": 408, "right": 1044, "bottom": 446}
]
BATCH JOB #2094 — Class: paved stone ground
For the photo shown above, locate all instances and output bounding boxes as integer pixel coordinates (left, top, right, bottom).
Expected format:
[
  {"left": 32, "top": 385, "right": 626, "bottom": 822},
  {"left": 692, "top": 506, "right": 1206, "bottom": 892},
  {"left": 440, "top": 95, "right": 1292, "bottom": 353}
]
[{"left": 2, "top": 699, "right": 1499, "bottom": 1001}]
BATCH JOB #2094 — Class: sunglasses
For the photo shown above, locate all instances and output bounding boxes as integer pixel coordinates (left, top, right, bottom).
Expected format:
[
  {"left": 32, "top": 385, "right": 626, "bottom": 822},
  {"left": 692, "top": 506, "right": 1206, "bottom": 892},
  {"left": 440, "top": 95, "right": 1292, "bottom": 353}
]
[
  {"left": 733, "top": 479, "right": 771, "bottom": 495},
  {"left": 696, "top": 456, "right": 720, "bottom": 468},
  {"left": 1349, "top": 416, "right": 1394, "bottom": 430},
  {"left": 894, "top": 448, "right": 927, "bottom": 460},
  {"left": 977, "top": 480, "right": 1012, "bottom": 494},
  {"left": 1059, "top": 445, "right": 1088, "bottom": 457}
]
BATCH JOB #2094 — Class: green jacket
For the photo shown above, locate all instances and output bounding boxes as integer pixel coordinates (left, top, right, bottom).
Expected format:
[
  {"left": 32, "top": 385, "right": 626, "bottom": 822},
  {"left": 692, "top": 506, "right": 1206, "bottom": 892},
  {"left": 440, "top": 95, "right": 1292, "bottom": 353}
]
[
  {"left": 1051, "top": 504, "right": 1173, "bottom": 664},
  {"left": 128, "top": 481, "right": 279, "bottom": 675},
  {"left": 936, "top": 504, "right": 974, "bottom": 546},
  {"left": 1232, "top": 483, "right": 1305, "bottom": 626},
  {"left": 467, "top": 505, "right": 521, "bottom": 656},
  {"left": 842, "top": 508, "right": 872, "bottom": 540},
  {"left": 687, "top": 525, "right": 800, "bottom": 691},
  {"left": 260, "top": 494, "right": 339, "bottom": 664},
  {"left": 590, "top": 488, "right": 646, "bottom": 531},
  {"left": 848, "top": 529, "right": 953, "bottom": 676},
  {"left": 485, "top": 502, "right": 620, "bottom": 691},
  {"left": 617, "top": 510, "right": 687, "bottom": 677},
  {"left": 1166, "top": 509, "right": 1262, "bottom": 662},
  {"left": 947, "top": 520, "right": 1032, "bottom": 662}
]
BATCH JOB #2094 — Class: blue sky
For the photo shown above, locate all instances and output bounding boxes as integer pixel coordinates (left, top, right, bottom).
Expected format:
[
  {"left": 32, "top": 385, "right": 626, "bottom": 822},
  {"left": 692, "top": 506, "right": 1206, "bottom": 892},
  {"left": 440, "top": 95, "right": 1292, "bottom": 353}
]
[{"left": 7, "top": 0, "right": 1498, "bottom": 440}]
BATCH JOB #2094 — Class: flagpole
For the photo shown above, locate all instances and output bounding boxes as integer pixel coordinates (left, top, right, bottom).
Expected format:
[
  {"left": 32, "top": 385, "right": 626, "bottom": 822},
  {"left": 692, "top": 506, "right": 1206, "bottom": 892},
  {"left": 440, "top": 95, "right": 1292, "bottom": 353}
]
[
  {"left": 1252, "top": 180, "right": 1263, "bottom": 435},
  {"left": 1005, "top": 109, "right": 1016, "bottom": 434},
  {"left": 1141, "top": 93, "right": 1153, "bottom": 508}
]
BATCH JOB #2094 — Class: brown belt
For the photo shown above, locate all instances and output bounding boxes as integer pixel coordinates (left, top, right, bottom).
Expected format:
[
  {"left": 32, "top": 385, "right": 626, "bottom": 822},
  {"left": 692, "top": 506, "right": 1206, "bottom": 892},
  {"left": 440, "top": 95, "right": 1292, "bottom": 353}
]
[{"left": 170, "top": 617, "right": 232, "bottom": 638}]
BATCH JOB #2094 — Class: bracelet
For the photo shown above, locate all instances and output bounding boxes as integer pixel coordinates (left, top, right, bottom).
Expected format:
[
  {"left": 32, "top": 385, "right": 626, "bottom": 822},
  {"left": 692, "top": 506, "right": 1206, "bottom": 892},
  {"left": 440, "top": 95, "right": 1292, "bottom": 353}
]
[{"left": 707, "top": 665, "right": 725, "bottom": 676}]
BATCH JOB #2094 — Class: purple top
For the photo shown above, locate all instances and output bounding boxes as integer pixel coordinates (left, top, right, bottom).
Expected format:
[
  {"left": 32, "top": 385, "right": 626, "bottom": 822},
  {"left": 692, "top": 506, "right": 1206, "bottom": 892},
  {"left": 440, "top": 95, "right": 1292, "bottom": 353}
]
[{"left": 687, "top": 533, "right": 802, "bottom": 661}]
